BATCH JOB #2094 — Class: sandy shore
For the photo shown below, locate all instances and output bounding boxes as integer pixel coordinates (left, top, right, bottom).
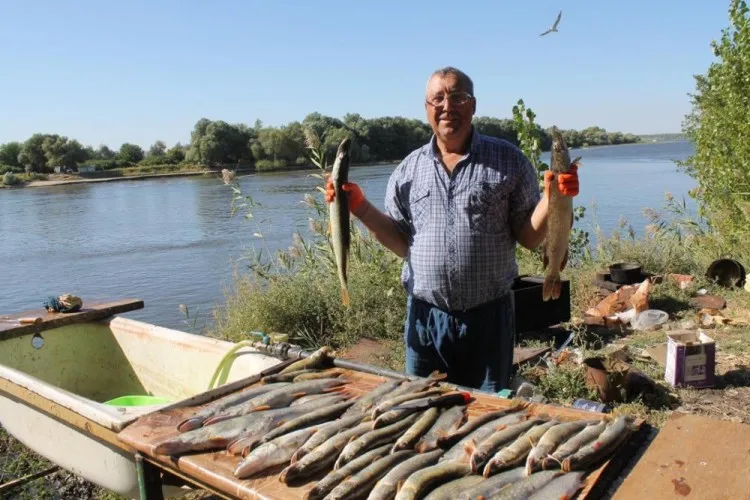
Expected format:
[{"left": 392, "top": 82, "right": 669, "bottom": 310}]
[{"left": 23, "top": 170, "right": 216, "bottom": 188}]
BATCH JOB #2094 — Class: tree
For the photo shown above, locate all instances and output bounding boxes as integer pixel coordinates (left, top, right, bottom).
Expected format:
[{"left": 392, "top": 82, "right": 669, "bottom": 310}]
[
  {"left": 0, "top": 142, "right": 22, "bottom": 168},
  {"left": 679, "top": 0, "right": 750, "bottom": 240},
  {"left": 18, "top": 134, "right": 52, "bottom": 172},
  {"left": 42, "top": 136, "right": 87, "bottom": 169},
  {"left": 119, "top": 143, "right": 145, "bottom": 164},
  {"left": 165, "top": 143, "right": 186, "bottom": 164},
  {"left": 148, "top": 140, "right": 167, "bottom": 158},
  {"left": 96, "top": 145, "right": 116, "bottom": 160}
]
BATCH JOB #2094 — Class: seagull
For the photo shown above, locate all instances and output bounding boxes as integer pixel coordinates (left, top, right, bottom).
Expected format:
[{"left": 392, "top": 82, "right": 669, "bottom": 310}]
[{"left": 540, "top": 10, "right": 562, "bottom": 36}]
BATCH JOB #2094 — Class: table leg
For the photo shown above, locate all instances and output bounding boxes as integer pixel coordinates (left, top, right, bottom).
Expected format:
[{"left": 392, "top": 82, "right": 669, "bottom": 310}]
[{"left": 135, "top": 453, "right": 165, "bottom": 500}]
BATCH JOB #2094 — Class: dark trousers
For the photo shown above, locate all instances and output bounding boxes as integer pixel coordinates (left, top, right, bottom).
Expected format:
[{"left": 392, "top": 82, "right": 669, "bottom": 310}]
[{"left": 404, "top": 293, "right": 515, "bottom": 393}]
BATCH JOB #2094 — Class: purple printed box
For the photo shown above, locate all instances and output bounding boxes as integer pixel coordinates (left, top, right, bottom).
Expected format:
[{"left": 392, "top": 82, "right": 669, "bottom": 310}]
[{"left": 664, "top": 330, "right": 716, "bottom": 388}]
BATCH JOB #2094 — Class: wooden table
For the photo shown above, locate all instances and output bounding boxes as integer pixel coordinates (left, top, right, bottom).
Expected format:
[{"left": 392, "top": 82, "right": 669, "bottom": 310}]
[
  {"left": 118, "top": 363, "right": 644, "bottom": 500},
  {"left": 612, "top": 412, "right": 750, "bottom": 499}
]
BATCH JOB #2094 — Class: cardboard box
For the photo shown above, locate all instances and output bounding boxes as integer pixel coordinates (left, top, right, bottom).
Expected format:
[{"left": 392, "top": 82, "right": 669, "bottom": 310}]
[{"left": 664, "top": 330, "right": 715, "bottom": 388}]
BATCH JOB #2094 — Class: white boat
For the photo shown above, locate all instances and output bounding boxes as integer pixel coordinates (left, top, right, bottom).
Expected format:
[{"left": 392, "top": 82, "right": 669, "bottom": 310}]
[{"left": 0, "top": 299, "right": 284, "bottom": 498}]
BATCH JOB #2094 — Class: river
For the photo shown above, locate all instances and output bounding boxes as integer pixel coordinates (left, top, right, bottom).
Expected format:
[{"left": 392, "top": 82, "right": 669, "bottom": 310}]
[{"left": 1, "top": 140, "right": 696, "bottom": 331}]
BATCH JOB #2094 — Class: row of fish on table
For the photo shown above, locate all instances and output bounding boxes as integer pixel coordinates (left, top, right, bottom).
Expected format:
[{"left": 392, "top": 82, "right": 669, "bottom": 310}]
[{"left": 152, "top": 347, "right": 634, "bottom": 499}]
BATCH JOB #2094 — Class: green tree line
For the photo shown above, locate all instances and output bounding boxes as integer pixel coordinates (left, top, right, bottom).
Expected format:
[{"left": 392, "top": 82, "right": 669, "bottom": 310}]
[{"left": 0, "top": 113, "right": 641, "bottom": 175}]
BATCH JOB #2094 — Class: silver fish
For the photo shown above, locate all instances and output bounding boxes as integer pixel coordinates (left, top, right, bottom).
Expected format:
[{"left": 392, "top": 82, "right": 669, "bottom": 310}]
[
  {"left": 327, "top": 450, "right": 416, "bottom": 500},
  {"left": 528, "top": 471, "right": 586, "bottom": 500},
  {"left": 457, "top": 467, "right": 526, "bottom": 500},
  {"left": 329, "top": 137, "right": 352, "bottom": 306},
  {"left": 233, "top": 426, "right": 317, "bottom": 479},
  {"left": 367, "top": 449, "right": 443, "bottom": 500},
  {"left": 494, "top": 470, "right": 563, "bottom": 499},
  {"left": 305, "top": 444, "right": 392, "bottom": 500}
]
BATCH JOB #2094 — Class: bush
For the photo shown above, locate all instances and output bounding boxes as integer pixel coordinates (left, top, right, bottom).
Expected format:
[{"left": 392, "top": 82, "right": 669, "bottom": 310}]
[
  {"left": 2, "top": 172, "right": 21, "bottom": 186},
  {"left": 254, "top": 159, "right": 290, "bottom": 171}
]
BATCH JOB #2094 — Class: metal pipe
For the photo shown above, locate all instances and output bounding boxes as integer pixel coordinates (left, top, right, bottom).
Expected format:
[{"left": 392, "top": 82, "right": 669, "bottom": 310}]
[
  {"left": 0, "top": 465, "right": 59, "bottom": 495},
  {"left": 332, "top": 358, "right": 412, "bottom": 380}
]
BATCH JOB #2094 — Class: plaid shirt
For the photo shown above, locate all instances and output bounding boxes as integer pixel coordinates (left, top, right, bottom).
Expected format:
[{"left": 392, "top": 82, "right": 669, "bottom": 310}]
[{"left": 385, "top": 127, "right": 540, "bottom": 312}]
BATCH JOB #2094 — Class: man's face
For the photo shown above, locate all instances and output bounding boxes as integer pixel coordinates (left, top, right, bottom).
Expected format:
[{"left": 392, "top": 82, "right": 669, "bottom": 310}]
[{"left": 424, "top": 74, "right": 476, "bottom": 143}]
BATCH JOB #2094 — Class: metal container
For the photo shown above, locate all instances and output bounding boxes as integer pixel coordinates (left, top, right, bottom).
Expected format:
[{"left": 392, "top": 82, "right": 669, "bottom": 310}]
[{"left": 608, "top": 262, "right": 643, "bottom": 284}]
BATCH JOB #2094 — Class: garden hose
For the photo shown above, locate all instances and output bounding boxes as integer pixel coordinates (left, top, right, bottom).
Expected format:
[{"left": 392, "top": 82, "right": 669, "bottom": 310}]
[{"left": 206, "top": 331, "right": 271, "bottom": 390}]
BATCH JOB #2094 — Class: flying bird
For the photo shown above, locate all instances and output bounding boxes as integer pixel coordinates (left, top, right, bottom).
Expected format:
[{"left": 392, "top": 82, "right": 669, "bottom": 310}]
[{"left": 540, "top": 10, "right": 562, "bottom": 36}]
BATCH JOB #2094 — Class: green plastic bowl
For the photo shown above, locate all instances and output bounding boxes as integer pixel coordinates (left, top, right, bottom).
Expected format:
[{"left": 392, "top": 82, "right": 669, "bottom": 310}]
[{"left": 103, "top": 395, "right": 171, "bottom": 407}]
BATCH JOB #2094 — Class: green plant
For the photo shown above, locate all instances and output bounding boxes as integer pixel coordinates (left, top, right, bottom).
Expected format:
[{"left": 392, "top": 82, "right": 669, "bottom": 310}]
[
  {"left": 678, "top": 0, "right": 750, "bottom": 245},
  {"left": 2, "top": 172, "right": 20, "bottom": 186}
]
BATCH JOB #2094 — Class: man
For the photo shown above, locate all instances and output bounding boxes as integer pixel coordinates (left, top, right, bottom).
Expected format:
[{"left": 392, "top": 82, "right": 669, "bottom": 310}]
[{"left": 326, "top": 67, "right": 579, "bottom": 392}]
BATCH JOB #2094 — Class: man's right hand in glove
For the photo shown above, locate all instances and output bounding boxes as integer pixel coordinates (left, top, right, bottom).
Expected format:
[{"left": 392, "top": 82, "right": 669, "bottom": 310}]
[{"left": 325, "top": 177, "right": 367, "bottom": 217}]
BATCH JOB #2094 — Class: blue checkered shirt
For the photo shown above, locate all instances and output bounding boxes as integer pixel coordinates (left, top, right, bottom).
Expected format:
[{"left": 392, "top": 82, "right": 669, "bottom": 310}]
[{"left": 385, "top": 127, "right": 541, "bottom": 312}]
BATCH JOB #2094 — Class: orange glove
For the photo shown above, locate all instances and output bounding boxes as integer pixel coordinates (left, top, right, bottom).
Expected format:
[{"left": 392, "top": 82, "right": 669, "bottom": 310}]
[
  {"left": 325, "top": 177, "right": 366, "bottom": 213},
  {"left": 544, "top": 163, "right": 579, "bottom": 198}
]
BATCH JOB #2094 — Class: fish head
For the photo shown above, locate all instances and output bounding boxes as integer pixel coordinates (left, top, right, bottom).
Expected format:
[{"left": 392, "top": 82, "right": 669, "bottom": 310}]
[{"left": 550, "top": 126, "right": 571, "bottom": 173}]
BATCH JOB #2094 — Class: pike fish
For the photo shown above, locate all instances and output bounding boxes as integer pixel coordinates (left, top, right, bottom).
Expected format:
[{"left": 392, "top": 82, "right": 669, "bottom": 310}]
[
  {"left": 542, "top": 420, "right": 607, "bottom": 470},
  {"left": 327, "top": 450, "right": 416, "bottom": 500},
  {"left": 542, "top": 126, "right": 580, "bottom": 301},
  {"left": 279, "top": 421, "right": 372, "bottom": 483},
  {"left": 367, "top": 449, "right": 444, "bottom": 500},
  {"left": 158, "top": 395, "right": 349, "bottom": 456},
  {"left": 305, "top": 444, "right": 392, "bottom": 500},
  {"left": 457, "top": 467, "right": 526, "bottom": 500},
  {"left": 342, "top": 379, "right": 405, "bottom": 418},
  {"left": 440, "top": 411, "right": 531, "bottom": 463},
  {"left": 414, "top": 406, "right": 468, "bottom": 453},
  {"left": 422, "top": 475, "right": 485, "bottom": 500},
  {"left": 261, "top": 368, "right": 342, "bottom": 384},
  {"left": 242, "top": 398, "right": 355, "bottom": 453},
  {"left": 483, "top": 421, "right": 558, "bottom": 477},
  {"left": 436, "top": 404, "right": 527, "bottom": 448},
  {"left": 391, "top": 407, "right": 441, "bottom": 452},
  {"left": 233, "top": 426, "right": 317, "bottom": 479},
  {"left": 528, "top": 471, "right": 586, "bottom": 500},
  {"left": 291, "top": 414, "right": 365, "bottom": 462},
  {"left": 293, "top": 368, "right": 345, "bottom": 381},
  {"left": 224, "top": 394, "right": 348, "bottom": 455},
  {"left": 176, "top": 382, "right": 290, "bottom": 432},
  {"left": 371, "top": 388, "right": 446, "bottom": 420},
  {"left": 469, "top": 418, "right": 546, "bottom": 473},
  {"left": 278, "top": 346, "right": 335, "bottom": 374},
  {"left": 202, "top": 378, "right": 347, "bottom": 425},
  {"left": 336, "top": 413, "right": 420, "bottom": 469},
  {"left": 329, "top": 137, "right": 352, "bottom": 307},
  {"left": 525, "top": 420, "right": 591, "bottom": 475},
  {"left": 562, "top": 416, "right": 631, "bottom": 472},
  {"left": 394, "top": 461, "right": 472, "bottom": 500},
  {"left": 493, "top": 470, "right": 563, "bottom": 499}
]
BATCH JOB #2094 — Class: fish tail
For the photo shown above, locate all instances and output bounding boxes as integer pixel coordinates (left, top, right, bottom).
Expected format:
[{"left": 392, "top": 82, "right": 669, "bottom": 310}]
[{"left": 543, "top": 270, "right": 561, "bottom": 301}]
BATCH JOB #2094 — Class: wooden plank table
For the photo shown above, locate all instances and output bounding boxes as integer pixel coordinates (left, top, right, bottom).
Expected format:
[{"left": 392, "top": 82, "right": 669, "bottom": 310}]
[
  {"left": 0, "top": 298, "right": 144, "bottom": 340},
  {"left": 118, "top": 366, "right": 644, "bottom": 500},
  {"left": 612, "top": 412, "right": 750, "bottom": 499}
]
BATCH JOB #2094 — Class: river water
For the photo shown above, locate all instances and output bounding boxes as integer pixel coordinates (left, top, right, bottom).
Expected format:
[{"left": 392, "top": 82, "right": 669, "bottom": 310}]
[{"left": 0, "top": 140, "right": 696, "bottom": 331}]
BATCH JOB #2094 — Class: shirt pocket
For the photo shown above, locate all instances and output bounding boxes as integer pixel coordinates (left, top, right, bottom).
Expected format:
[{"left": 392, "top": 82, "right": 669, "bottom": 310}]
[
  {"left": 467, "top": 181, "right": 509, "bottom": 234},
  {"left": 409, "top": 186, "right": 431, "bottom": 230}
]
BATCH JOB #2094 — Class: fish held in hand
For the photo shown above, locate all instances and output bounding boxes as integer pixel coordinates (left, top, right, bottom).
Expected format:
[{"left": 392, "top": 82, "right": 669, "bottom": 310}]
[
  {"left": 329, "top": 137, "right": 353, "bottom": 306},
  {"left": 542, "top": 126, "right": 579, "bottom": 302}
]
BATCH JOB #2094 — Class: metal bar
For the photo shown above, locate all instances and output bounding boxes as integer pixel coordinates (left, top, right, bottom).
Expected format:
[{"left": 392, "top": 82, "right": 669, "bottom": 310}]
[
  {"left": 0, "top": 466, "right": 59, "bottom": 495},
  {"left": 135, "top": 453, "right": 164, "bottom": 500}
]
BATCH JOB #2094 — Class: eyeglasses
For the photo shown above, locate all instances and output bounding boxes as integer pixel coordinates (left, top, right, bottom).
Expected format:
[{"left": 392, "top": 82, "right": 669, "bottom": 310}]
[{"left": 425, "top": 91, "right": 474, "bottom": 107}]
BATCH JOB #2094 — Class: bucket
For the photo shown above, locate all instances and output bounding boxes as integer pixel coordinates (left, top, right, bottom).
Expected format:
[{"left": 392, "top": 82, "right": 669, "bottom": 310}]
[
  {"left": 103, "top": 395, "right": 171, "bottom": 407},
  {"left": 706, "top": 258, "right": 745, "bottom": 288}
]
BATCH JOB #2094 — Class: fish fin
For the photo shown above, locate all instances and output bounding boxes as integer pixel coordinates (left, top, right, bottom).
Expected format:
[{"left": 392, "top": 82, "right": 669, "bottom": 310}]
[
  {"left": 571, "top": 156, "right": 582, "bottom": 166},
  {"left": 396, "top": 480, "right": 405, "bottom": 492},
  {"left": 541, "top": 246, "right": 549, "bottom": 270},
  {"left": 560, "top": 248, "right": 569, "bottom": 272},
  {"left": 542, "top": 270, "right": 561, "bottom": 302},
  {"left": 176, "top": 418, "right": 202, "bottom": 433},
  {"left": 341, "top": 286, "right": 350, "bottom": 307},
  {"left": 252, "top": 405, "right": 271, "bottom": 412}
]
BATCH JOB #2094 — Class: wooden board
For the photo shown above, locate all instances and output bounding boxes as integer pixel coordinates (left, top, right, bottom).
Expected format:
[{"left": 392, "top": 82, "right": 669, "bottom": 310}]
[
  {"left": 0, "top": 298, "right": 144, "bottom": 340},
  {"left": 118, "top": 366, "right": 643, "bottom": 500},
  {"left": 612, "top": 412, "right": 750, "bottom": 499}
]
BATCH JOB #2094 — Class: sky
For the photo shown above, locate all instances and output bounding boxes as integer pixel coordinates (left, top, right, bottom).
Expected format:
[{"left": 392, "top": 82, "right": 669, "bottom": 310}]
[{"left": 0, "top": 0, "right": 734, "bottom": 149}]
